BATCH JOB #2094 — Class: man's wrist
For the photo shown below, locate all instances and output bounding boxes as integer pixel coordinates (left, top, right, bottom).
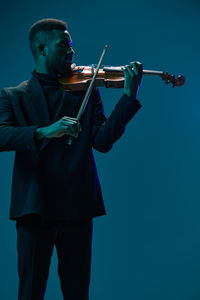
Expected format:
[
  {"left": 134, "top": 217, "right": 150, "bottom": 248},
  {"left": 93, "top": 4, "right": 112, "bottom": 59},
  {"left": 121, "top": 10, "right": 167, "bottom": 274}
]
[
  {"left": 124, "top": 91, "right": 137, "bottom": 100},
  {"left": 35, "top": 127, "right": 46, "bottom": 139},
  {"left": 125, "top": 93, "right": 135, "bottom": 98}
]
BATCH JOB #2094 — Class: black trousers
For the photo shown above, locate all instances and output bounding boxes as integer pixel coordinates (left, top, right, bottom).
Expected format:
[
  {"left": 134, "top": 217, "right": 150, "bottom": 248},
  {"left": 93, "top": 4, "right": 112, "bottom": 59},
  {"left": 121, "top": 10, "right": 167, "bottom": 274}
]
[{"left": 16, "top": 215, "right": 93, "bottom": 300}]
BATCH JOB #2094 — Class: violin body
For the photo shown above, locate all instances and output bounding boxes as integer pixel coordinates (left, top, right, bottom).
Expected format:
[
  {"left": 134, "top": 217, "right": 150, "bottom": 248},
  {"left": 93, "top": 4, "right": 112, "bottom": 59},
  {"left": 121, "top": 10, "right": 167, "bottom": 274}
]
[{"left": 59, "top": 66, "right": 125, "bottom": 91}]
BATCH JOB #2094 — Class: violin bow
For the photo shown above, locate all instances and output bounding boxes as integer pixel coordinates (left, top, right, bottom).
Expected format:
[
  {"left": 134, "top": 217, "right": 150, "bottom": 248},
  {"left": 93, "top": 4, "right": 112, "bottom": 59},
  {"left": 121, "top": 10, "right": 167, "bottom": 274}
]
[{"left": 67, "top": 45, "right": 108, "bottom": 145}]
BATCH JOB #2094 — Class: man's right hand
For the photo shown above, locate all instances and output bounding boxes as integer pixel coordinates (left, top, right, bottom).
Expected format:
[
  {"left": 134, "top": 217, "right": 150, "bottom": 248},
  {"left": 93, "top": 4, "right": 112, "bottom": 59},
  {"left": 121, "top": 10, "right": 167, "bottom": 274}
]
[{"left": 36, "top": 116, "right": 82, "bottom": 139}]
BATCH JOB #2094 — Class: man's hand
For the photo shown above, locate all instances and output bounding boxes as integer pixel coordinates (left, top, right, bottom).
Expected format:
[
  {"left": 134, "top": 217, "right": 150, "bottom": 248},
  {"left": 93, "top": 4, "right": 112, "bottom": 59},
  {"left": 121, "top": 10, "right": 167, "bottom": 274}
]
[
  {"left": 36, "top": 116, "right": 82, "bottom": 139},
  {"left": 121, "top": 61, "right": 143, "bottom": 98}
]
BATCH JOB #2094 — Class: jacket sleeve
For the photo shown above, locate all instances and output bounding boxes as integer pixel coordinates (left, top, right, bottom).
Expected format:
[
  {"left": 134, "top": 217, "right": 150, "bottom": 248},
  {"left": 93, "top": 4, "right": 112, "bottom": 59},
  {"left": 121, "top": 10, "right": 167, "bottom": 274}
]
[
  {"left": 0, "top": 89, "right": 39, "bottom": 152},
  {"left": 91, "top": 88, "right": 142, "bottom": 153}
]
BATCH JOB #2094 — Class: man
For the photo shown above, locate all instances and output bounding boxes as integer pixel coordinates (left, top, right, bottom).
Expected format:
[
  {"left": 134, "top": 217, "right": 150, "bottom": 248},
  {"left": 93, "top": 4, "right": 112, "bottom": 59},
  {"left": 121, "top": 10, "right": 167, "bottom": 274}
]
[{"left": 0, "top": 18, "right": 143, "bottom": 300}]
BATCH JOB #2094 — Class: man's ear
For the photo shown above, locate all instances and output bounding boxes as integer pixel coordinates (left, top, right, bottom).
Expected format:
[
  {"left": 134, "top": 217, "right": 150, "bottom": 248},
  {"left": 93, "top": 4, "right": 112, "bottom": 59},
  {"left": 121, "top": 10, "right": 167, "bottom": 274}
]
[{"left": 38, "top": 44, "right": 47, "bottom": 56}]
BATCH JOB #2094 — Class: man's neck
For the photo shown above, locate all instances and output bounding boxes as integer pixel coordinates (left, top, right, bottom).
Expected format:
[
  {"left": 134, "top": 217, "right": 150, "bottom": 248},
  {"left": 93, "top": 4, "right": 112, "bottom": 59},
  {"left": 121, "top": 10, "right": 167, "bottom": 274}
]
[{"left": 35, "top": 64, "right": 49, "bottom": 74}]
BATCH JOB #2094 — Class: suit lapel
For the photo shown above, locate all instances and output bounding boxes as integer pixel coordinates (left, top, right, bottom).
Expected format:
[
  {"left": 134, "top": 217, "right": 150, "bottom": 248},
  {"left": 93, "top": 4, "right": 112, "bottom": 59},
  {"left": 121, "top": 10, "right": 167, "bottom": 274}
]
[
  {"left": 52, "top": 90, "right": 85, "bottom": 123},
  {"left": 27, "top": 76, "right": 51, "bottom": 126},
  {"left": 27, "top": 76, "right": 52, "bottom": 151}
]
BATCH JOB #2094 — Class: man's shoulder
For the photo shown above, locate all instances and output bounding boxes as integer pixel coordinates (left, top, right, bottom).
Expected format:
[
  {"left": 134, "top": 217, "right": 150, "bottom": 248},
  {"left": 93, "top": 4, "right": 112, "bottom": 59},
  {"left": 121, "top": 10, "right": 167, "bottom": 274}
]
[{"left": 2, "top": 80, "right": 30, "bottom": 98}]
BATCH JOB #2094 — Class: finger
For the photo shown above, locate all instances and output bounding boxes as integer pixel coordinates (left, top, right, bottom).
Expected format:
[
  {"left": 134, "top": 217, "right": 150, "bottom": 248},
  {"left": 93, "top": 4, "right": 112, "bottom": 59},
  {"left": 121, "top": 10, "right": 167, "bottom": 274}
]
[
  {"left": 77, "top": 122, "right": 82, "bottom": 132},
  {"left": 134, "top": 61, "right": 143, "bottom": 77},
  {"left": 124, "top": 65, "right": 136, "bottom": 77},
  {"left": 135, "top": 61, "right": 143, "bottom": 71},
  {"left": 69, "top": 123, "right": 80, "bottom": 137},
  {"left": 62, "top": 124, "right": 77, "bottom": 132},
  {"left": 130, "top": 62, "right": 138, "bottom": 77},
  {"left": 63, "top": 127, "right": 77, "bottom": 138},
  {"left": 63, "top": 119, "right": 77, "bottom": 126},
  {"left": 130, "top": 62, "right": 143, "bottom": 86},
  {"left": 133, "top": 61, "right": 143, "bottom": 83},
  {"left": 62, "top": 117, "right": 78, "bottom": 124},
  {"left": 134, "top": 61, "right": 143, "bottom": 73},
  {"left": 63, "top": 117, "right": 77, "bottom": 122},
  {"left": 63, "top": 116, "right": 78, "bottom": 121},
  {"left": 121, "top": 67, "right": 129, "bottom": 78},
  {"left": 74, "top": 123, "right": 81, "bottom": 136}
]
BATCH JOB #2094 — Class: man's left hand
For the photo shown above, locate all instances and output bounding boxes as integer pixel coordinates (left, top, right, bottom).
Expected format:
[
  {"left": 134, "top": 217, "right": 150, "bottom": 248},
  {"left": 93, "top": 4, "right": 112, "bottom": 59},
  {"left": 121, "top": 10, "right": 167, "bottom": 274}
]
[{"left": 121, "top": 61, "right": 143, "bottom": 98}]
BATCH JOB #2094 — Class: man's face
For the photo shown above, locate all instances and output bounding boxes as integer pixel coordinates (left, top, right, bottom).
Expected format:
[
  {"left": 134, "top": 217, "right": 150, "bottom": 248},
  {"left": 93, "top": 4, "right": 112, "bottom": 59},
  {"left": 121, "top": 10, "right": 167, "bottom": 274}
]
[{"left": 46, "top": 29, "right": 74, "bottom": 76}]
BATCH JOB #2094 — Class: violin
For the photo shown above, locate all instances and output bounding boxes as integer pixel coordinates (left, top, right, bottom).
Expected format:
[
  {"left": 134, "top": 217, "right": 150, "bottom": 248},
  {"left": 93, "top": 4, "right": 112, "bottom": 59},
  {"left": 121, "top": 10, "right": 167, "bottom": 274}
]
[
  {"left": 59, "top": 64, "right": 185, "bottom": 91},
  {"left": 60, "top": 45, "right": 185, "bottom": 145}
]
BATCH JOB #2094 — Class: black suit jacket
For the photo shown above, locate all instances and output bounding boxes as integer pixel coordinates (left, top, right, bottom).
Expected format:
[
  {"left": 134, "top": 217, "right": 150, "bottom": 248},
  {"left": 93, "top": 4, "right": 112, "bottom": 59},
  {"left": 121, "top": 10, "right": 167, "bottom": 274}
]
[{"left": 0, "top": 75, "right": 142, "bottom": 220}]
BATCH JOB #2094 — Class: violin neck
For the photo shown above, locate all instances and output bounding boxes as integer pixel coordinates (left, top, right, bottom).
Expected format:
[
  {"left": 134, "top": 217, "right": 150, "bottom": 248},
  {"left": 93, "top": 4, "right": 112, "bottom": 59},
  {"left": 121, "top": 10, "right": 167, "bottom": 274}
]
[
  {"left": 103, "top": 66, "right": 164, "bottom": 76},
  {"left": 142, "top": 70, "right": 164, "bottom": 76}
]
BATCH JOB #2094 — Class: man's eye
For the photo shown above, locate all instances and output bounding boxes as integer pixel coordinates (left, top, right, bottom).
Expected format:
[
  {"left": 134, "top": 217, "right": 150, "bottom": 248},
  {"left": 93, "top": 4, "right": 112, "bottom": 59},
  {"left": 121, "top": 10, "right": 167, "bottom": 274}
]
[{"left": 60, "top": 41, "right": 72, "bottom": 48}]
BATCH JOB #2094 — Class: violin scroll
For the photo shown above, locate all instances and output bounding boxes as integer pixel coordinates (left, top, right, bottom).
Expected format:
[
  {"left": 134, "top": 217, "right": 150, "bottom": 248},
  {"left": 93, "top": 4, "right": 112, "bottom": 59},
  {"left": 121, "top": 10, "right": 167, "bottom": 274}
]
[{"left": 161, "top": 72, "right": 185, "bottom": 88}]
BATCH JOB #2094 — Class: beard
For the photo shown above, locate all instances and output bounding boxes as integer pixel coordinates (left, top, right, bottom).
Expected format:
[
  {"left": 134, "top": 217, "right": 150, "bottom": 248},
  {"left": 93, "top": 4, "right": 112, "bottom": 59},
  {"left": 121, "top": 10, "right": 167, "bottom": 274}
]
[
  {"left": 59, "top": 63, "right": 73, "bottom": 77},
  {"left": 47, "top": 55, "right": 74, "bottom": 77}
]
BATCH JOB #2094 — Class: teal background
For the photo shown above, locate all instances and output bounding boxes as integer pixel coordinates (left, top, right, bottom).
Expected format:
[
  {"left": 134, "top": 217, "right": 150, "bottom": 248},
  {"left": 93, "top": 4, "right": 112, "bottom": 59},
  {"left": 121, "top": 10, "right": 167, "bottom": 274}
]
[{"left": 0, "top": 0, "right": 199, "bottom": 299}]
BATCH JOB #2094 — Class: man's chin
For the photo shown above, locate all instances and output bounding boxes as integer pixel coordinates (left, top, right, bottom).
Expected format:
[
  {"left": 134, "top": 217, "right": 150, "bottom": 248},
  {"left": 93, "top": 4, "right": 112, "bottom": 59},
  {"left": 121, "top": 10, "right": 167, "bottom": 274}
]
[{"left": 59, "top": 63, "right": 73, "bottom": 77}]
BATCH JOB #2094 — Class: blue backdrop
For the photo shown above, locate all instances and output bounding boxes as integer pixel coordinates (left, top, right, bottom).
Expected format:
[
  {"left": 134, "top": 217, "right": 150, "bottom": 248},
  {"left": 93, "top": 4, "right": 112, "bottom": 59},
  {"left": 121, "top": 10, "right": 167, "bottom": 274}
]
[{"left": 0, "top": 0, "right": 199, "bottom": 299}]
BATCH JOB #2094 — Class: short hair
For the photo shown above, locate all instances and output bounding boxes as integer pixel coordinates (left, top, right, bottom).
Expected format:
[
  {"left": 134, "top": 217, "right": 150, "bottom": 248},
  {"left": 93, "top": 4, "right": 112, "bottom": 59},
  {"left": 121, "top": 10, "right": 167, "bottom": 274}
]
[{"left": 29, "top": 18, "right": 67, "bottom": 59}]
